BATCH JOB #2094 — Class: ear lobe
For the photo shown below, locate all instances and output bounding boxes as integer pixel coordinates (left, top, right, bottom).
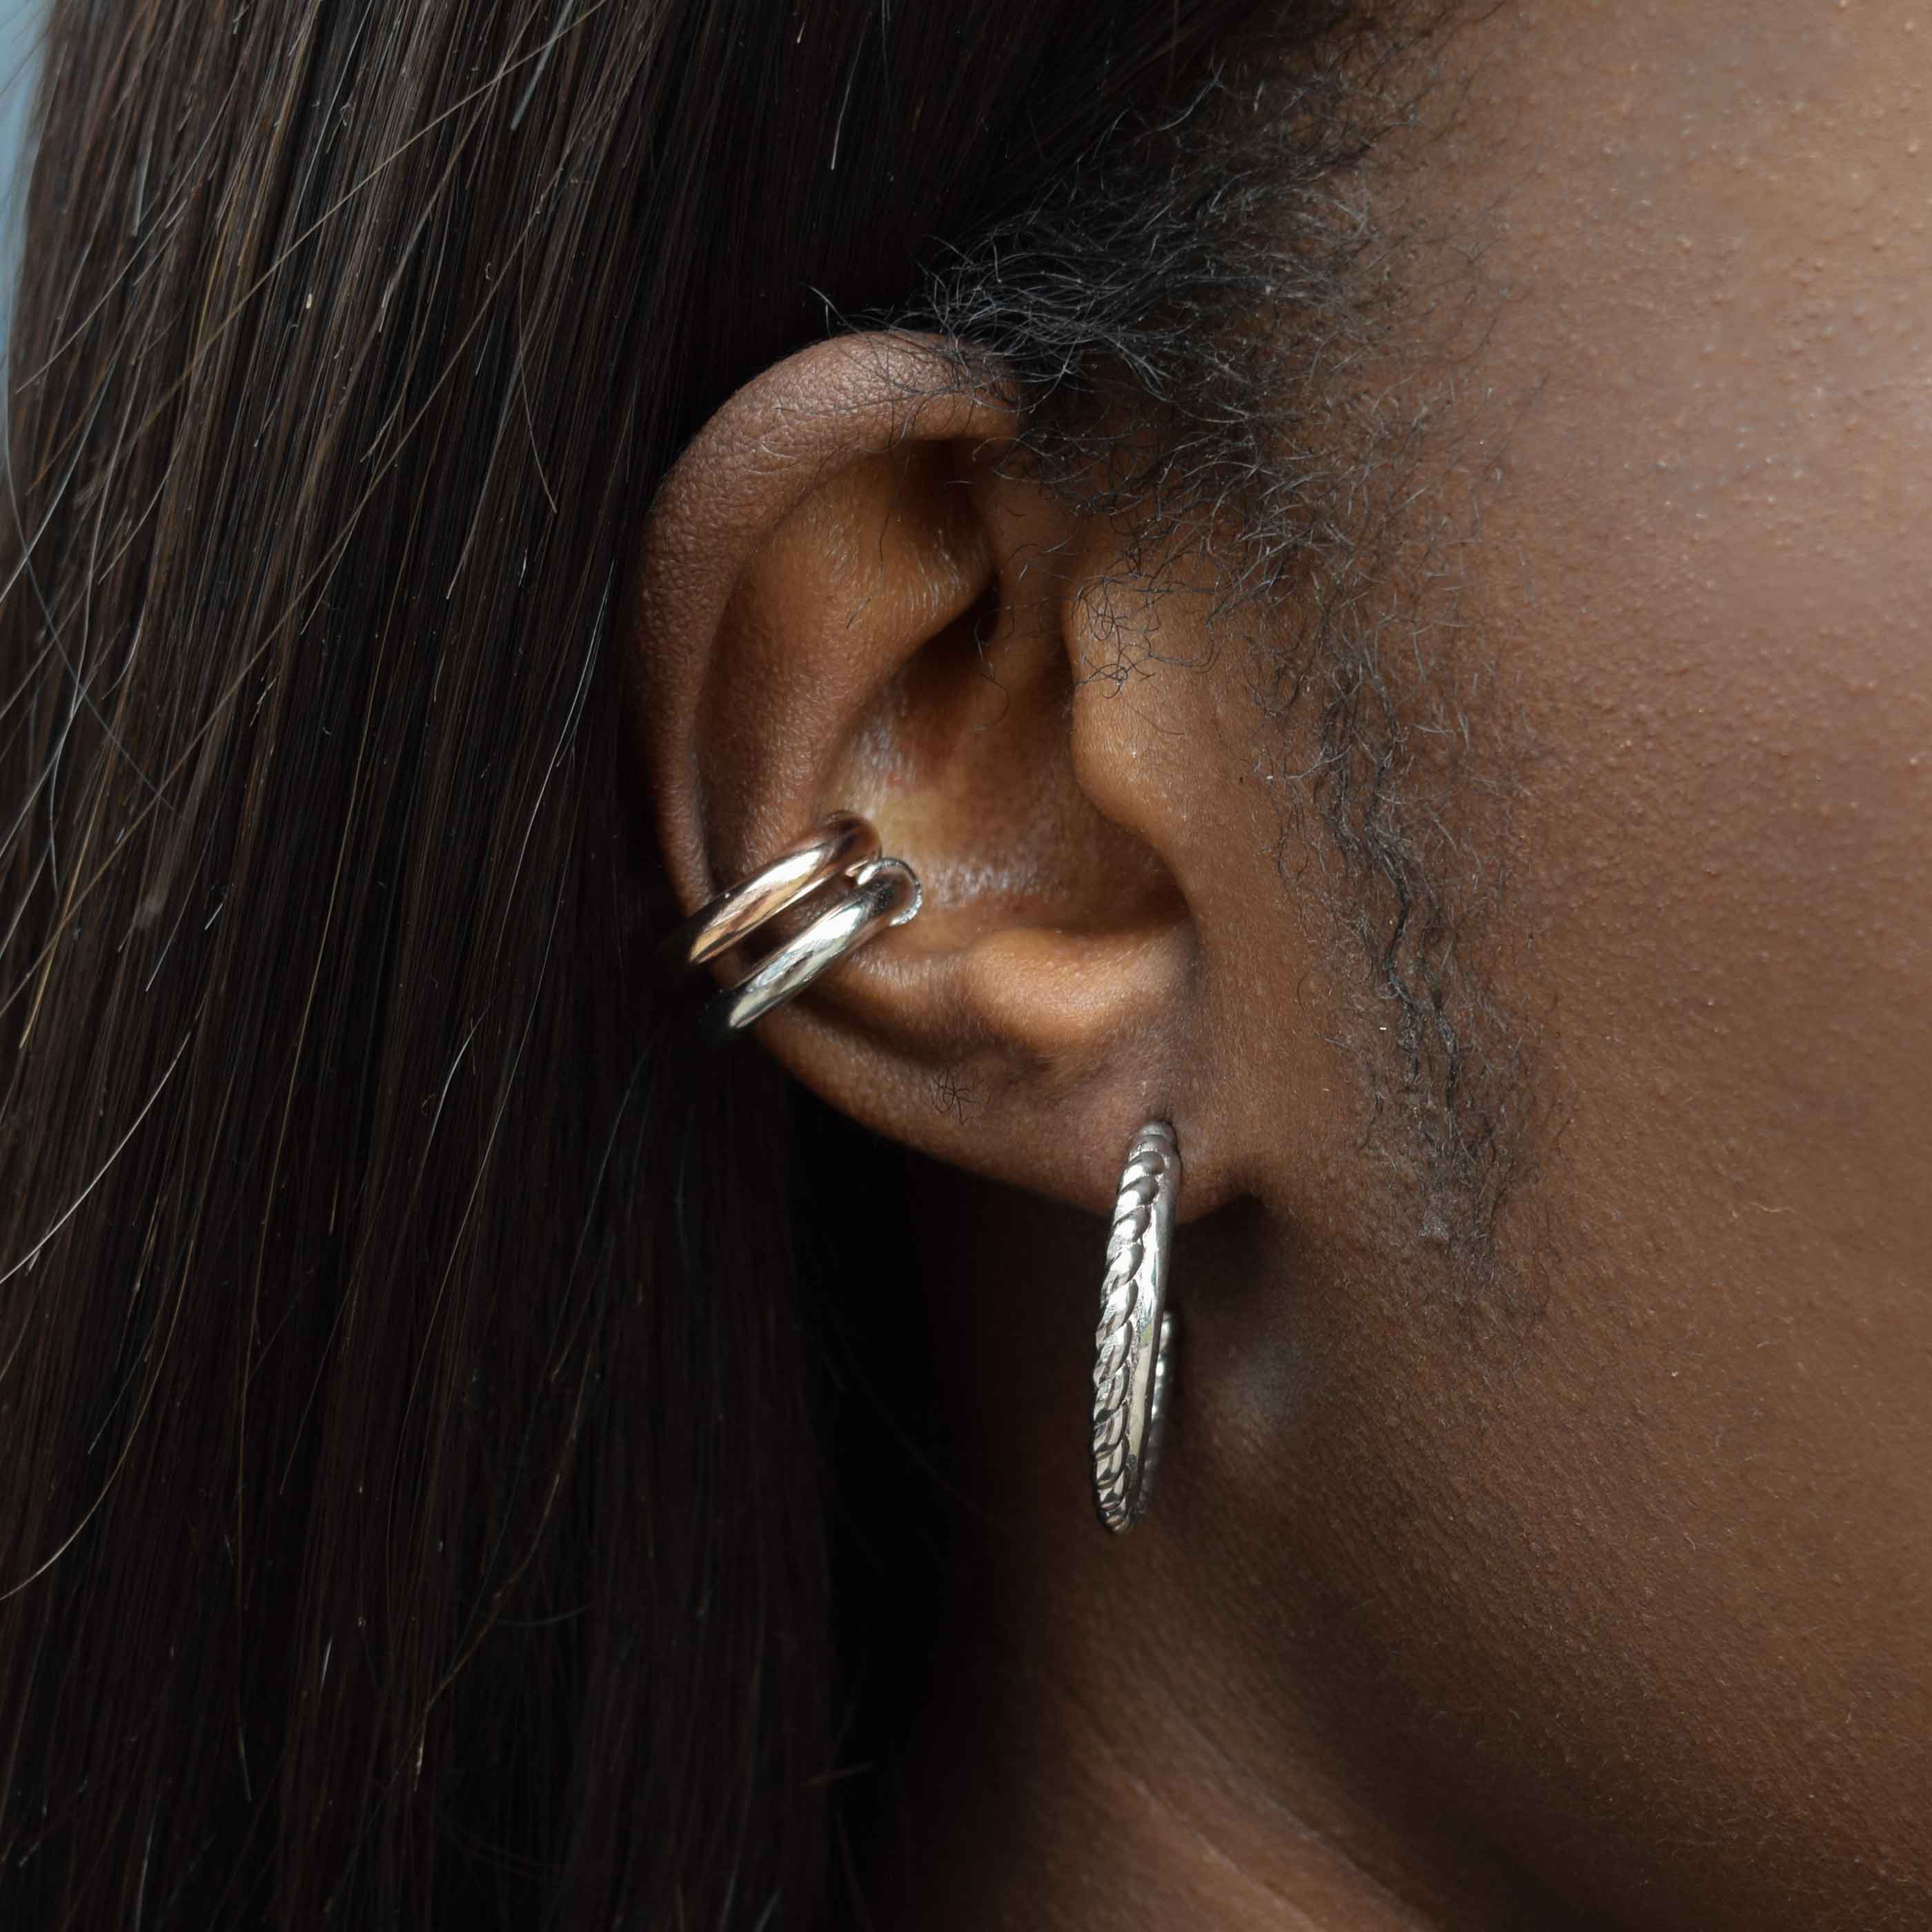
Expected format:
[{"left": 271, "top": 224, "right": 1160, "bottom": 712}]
[{"left": 630, "top": 333, "right": 1218, "bottom": 1216}]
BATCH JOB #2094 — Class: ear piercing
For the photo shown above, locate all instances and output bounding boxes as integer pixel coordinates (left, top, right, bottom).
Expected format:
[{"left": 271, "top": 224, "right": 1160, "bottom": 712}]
[
  {"left": 662, "top": 811, "right": 922, "bottom": 1043},
  {"left": 671, "top": 822, "right": 1181, "bottom": 1535},
  {"left": 1092, "top": 1120, "right": 1181, "bottom": 1533}
]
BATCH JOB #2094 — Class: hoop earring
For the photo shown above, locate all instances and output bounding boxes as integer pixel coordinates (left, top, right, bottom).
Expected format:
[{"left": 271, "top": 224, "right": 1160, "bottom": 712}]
[
  {"left": 1091, "top": 1120, "right": 1180, "bottom": 1533},
  {"left": 661, "top": 812, "right": 923, "bottom": 1043}
]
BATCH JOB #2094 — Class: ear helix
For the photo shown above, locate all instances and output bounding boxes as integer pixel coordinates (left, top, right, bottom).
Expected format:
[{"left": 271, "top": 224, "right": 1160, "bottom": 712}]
[{"left": 659, "top": 811, "right": 922, "bottom": 1046}]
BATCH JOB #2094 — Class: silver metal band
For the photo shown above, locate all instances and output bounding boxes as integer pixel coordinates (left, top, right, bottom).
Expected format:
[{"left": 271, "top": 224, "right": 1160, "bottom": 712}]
[
  {"left": 1092, "top": 1121, "right": 1181, "bottom": 1533},
  {"left": 659, "top": 811, "right": 879, "bottom": 976},
  {"left": 657, "top": 811, "right": 923, "bottom": 1043},
  {"left": 699, "top": 856, "right": 921, "bottom": 1045}
]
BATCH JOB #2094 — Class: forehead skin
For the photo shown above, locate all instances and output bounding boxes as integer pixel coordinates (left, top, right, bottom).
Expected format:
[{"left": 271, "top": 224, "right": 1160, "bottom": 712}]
[{"left": 1284, "top": 2, "right": 1932, "bottom": 1922}]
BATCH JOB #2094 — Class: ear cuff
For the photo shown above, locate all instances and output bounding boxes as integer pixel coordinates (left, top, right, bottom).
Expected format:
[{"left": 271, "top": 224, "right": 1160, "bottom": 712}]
[{"left": 660, "top": 811, "right": 922, "bottom": 1045}]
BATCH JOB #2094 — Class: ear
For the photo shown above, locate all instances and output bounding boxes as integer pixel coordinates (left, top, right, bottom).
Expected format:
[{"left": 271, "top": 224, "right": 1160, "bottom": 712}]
[{"left": 629, "top": 332, "right": 1265, "bottom": 1219}]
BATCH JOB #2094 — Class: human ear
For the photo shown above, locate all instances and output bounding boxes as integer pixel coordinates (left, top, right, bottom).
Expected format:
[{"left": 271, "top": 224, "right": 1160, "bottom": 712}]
[{"left": 630, "top": 332, "right": 1263, "bottom": 1219}]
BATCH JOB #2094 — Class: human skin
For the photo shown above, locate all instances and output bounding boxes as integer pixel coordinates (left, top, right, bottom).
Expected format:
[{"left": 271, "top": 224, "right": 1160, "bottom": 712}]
[
  {"left": 1371, "top": 3, "right": 1932, "bottom": 1916},
  {"left": 633, "top": 3, "right": 1930, "bottom": 1924}
]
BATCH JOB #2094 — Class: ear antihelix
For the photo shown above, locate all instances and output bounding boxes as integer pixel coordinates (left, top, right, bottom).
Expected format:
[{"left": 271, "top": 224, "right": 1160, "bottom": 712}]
[{"left": 830, "top": 509, "right": 1187, "bottom": 960}]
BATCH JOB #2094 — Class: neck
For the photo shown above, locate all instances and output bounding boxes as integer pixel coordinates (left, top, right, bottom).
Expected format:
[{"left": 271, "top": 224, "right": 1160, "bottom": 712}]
[
  {"left": 852, "top": 1158, "right": 1569, "bottom": 1932},
  {"left": 872, "top": 1608, "right": 1437, "bottom": 1932}
]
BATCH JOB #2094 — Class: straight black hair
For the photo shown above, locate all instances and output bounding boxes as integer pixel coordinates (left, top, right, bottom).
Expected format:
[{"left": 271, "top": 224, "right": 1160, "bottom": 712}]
[{"left": 0, "top": 2, "right": 1305, "bottom": 1925}]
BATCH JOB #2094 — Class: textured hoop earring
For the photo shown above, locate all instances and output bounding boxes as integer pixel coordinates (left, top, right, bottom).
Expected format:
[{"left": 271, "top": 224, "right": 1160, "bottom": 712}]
[
  {"left": 1091, "top": 1120, "right": 1180, "bottom": 1533},
  {"left": 660, "top": 812, "right": 923, "bottom": 1044}
]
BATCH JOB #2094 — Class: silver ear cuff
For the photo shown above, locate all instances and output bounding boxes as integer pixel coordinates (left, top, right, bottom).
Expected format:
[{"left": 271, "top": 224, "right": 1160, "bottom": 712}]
[
  {"left": 1092, "top": 1120, "right": 1180, "bottom": 1533},
  {"left": 661, "top": 811, "right": 922, "bottom": 1043}
]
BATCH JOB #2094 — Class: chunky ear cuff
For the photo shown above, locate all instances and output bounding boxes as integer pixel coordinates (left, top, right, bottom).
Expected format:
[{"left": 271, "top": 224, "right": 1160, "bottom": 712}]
[{"left": 660, "top": 811, "right": 923, "bottom": 1045}]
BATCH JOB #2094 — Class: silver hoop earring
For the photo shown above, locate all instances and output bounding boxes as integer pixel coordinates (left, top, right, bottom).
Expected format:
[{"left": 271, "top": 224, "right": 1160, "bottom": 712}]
[
  {"left": 1091, "top": 1120, "right": 1180, "bottom": 1534},
  {"left": 661, "top": 812, "right": 923, "bottom": 1043}
]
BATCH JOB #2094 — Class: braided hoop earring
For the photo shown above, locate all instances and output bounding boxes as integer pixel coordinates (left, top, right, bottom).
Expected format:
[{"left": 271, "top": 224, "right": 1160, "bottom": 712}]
[
  {"left": 1091, "top": 1120, "right": 1181, "bottom": 1533},
  {"left": 659, "top": 811, "right": 923, "bottom": 1044}
]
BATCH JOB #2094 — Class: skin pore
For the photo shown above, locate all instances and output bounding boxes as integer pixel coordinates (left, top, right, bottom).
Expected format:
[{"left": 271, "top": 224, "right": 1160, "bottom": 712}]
[{"left": 635, "top": 3, "right": 1931, "bottom": 1926}]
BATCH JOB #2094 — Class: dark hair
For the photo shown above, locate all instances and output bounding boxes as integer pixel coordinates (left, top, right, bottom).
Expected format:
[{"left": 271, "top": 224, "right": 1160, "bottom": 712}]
[{"left": 0, "top": 0, "right": 1464, "bottom": 1925}]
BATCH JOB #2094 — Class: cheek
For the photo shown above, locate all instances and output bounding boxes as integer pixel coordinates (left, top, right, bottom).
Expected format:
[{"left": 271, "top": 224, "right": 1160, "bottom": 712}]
[
  {"left": 1448, "top": 0, "right": 1932, "bottom": 1417},
  {"left": 1459, "top": 2, "right": 1932, "bottom": 1299},
  {"left": 1357, "top": 0, "right": 1932, "bottom": 1883}
]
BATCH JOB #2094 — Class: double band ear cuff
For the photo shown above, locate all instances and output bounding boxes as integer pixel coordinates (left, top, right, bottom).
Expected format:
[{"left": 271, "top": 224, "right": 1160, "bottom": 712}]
[{"left": 661, "top": 811, "right": 923, "bottom": 1044}]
